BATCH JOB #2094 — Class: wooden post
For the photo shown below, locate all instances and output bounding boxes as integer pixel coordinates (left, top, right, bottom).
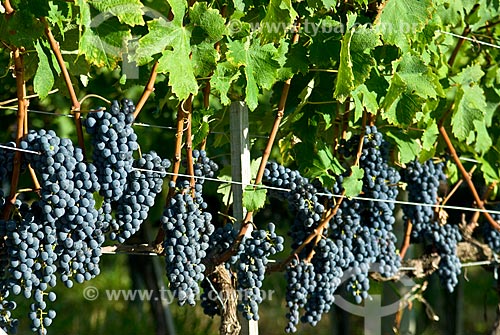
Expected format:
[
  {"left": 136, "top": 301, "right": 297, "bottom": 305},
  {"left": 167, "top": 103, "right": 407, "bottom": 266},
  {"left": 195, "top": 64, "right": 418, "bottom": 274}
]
[{"left": 230, "top": 101, "right": 258, "bottom": 335}]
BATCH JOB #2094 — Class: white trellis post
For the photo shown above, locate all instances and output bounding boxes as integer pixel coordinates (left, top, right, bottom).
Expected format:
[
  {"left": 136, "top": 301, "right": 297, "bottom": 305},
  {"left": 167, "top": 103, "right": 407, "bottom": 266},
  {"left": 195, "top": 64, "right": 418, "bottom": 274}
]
[{"left": 230, "top": 101, "right": 258, "bottom": 335}]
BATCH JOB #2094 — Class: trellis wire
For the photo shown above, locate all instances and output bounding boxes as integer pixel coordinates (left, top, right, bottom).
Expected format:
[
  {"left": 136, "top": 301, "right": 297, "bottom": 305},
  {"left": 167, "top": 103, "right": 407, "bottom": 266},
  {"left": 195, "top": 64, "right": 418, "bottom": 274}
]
[{"left": 438, "top": 30, "right": 500, "bottom": 50}]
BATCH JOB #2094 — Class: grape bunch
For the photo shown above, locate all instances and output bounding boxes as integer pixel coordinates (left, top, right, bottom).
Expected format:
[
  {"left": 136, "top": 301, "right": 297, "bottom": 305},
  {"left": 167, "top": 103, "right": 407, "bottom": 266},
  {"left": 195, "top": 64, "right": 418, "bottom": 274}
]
[
  {"left": 482, "top": 206, "right": 500, "bottom": 253},
  {"left": 162, "top": 150, "right": 216, "bottom": 306},
  {"left": 21, "top": 130, "right": 104, "bottom": 288},
  {"left": 263, "top": 162, "right": 324, "bottom": 249},
  {"left": 236, "top": 223, "right": 284, "bottom": 321},
  {"left": 0, "top": 142, "right": 16, "bottom": 182},
  {"left": 401, "top": 159, "right": 461, "bottom": 292},
  {"left": 84, "top": 99, "right": 138, "bottom": 202},
  {"left": 108, "top": 152, "right": 171, "bottom": 243},
  {"left": 334, "top": 126, "right": 401, "bottom": 301},
  {"left": 285, "top": 259, "right": 316, "bottom": 333}
]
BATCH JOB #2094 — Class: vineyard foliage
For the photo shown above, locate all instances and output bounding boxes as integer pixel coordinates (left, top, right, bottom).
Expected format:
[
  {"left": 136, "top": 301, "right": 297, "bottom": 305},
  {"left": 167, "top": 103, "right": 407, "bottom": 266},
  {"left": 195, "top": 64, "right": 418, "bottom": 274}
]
[{"left": 1, "top": 0, "right": 500, "bottom": 334}]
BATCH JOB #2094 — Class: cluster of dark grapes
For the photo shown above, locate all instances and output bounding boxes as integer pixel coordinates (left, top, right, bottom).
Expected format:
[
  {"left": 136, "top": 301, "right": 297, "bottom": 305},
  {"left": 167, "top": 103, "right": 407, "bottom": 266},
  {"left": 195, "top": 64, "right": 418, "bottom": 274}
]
[
  {"left": 161, "top": 150, "right": 216, "bottom": 306},
  {"left": 285, "top": 259, "right": 315, "bottom": 333},
  {"left": 21, "top": 130, "right": 104, "bottom": 288},
  {"left": 263, "top": 162, "right": 324, "bottom": 249},
  {"left": 0, "top": 98, "right": 174, "bottom": 333},
  {"left": 263, "top": 162, "right": 349, "bottom": 330},
  {"left": 401, "top": 159, "right": 461, "bottom": 292},
  {"left": 84, "top": 99, "right": 138, "bottom": 202},
  {"left": 332, "top": 126, "right": 401, "bottom": 302},
  {"left": 0, "top": 142, "right": 16, "bottom": 181},
  {"left": 107, "top": 152, "right": 170, "bottom": 243},
  {"left": 0, "top": 197, "right": 20, "bottom": 334},
  {"left": 482, "top": 207, "right": 500, "bottom": 253},
  {"left": 236, "top": 223, "right": 284, "bottom": 321}
]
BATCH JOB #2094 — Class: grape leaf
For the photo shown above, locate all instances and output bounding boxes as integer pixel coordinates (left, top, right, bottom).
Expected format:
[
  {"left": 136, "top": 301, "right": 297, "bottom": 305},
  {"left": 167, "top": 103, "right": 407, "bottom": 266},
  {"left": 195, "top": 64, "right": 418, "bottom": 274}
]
[
  {"left": 374, "top": 0, "right": 433, "bottom": 50},
  {"left": 386, "top": 131, "right": 420, "bottom": 164},
  {"left": 260, "top": 0, "right": 298, "bottom": 44},
  {"left": 421, "top": 121, "right": 439, "bottom": 151},
  {"left": 333, "top": 28, "right": 353, "bottom": 102},
  {"left": 351, "top": 26, "right": 382, "bottom": 87},
  {"left": 192, "top": 42, "right": 219, "bottom": 77},
  {"left": 189, "top": 2, "right": 226, "bottom": 43},
  {"left": 210, "top": 62, "right": 241, "bottom": 105},
  {"left": 451, "top": 84, "right": 486, "bottom": 141},
  {"left": 335, "top": 23, "right": 381, "bottom": 102},
  {"left": 217, "top": 174, "right": 233, "bottom": 205},
  {"left": 472, "top": 119, "right": 492, "bottom": 155},
  {"left": 479, "top": 151, "right": 500, "bottom": 184},
  {"left": 33, "top": 40, "right": 55, "bottom": 100},
  {"left": 226, "top": 38, "right": 281, "bottom": 110},
  {"left": 88, "top": 0, "right": 144, "bottom": 26},
  {"left": 296, "top": 142, "right": 344, "bottom": 189},
  {"left": 79, "top": 17, "right": 131, "bottom": 68},
  {"left": 393, "top": 53, "right": 444, "bottom": 99},
  {"left": 134, "top": 0, "right": 198, "bottom": 100},
  {"left": 343, "top": 166, "right": 364, "bottom": 198},
  {"left": 352, "top": 84, "right": 379, "bottom": 122},
  {"left": 47, "top": 1, "right": 68, "bottom": 39},
  {"left": 243, "top": 186, "right": 267, "bottom": 212}
]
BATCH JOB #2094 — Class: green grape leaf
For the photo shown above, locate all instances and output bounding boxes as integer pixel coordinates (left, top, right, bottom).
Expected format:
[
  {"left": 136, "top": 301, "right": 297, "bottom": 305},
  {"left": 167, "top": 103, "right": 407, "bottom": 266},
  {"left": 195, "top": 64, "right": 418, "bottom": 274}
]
[
  {"left": 189, "top": 2, "right": 226, "bottom": 43},
  {"left": 157, "top": 31, "right": 198, "bottom": 100},
  {"left": 79, "top": 17, "right": 130, "bottom": 68},
  {"left": 134, "top": 1, "right": 198, "bottom": 100},
  {"left": 260, "top": 0, "right": 298, "bottom": 43},
  {"left": 333, "top": 28, "right": 353, "bottom": 102},
  {"left": 393, "top": 53, "right": 444, "bottom": 99},
  {"left": 374, "top": 0, "right": 433, "bottom": 49},
  {"left": 192, "top": 42, "right": 220, "bottom": 77},
  {"left": 243, "top": 186, "right": 267, "bottom": 212},
  {"left": 296, "top": 142, "right": 344, "bottom": 189},
  {"left": 471, "top": 120, "right": 492, "bottom": 155},
  {"left": 352, "top": 84, "right": 379, "bottom": 122},
  {"left": 47, "top": 1, "right": 67, "bottom": 39},
  {"left": 88, "top": 0, "right": 144, "bottom": 26},
  {"left": 226, "top": 38, "right": 281, "bottom": 111},
  {"left": 351, "top": 26, "right": 382, "bottom": 87},
  {"left": 210, "top": 62, "right": 241, "bottom": 105},
  {"left": 421, "top": 121, "right": 439, "bottom": 151},
  {"left": 216, "top": 174, "right": 233, "bottom": 205},
  {"left": 33, "top": 40, "right": 55, "bottom": 100},
  {"left": 343, "top": 166, "right": 364, "bottom": 198},
  {"left": 386, "top": 131, "right": 420, "bottom": 164},
  {"left": 451, "top": 84, "right": 486, "bottom": 141},
  {"left": 479, "top": 151, "right": 500, "bottom": 184}
]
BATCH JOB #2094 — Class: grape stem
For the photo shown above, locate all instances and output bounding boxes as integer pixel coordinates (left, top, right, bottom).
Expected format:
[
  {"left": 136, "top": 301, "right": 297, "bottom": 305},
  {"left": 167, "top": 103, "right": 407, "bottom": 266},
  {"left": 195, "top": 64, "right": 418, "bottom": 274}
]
[
  {"left": 42, "top": 17, "right": 86, "bottom": 158},
  {"left": 441, "top": 165, "right": 477, "bottom": 206},
  {"left": 134, "top": 61, "right": 159, "bottom": 119},
  {"left": 2, "top": 48, "right": 27, "bottom": 220},
  {"left": 184, "top": 100, "right": 196, "bottom": 192},
  {"left": 3, "top": 0, "right": 13, "bottom": 14},
  {"left": 399, "top": 219, "right": 413, "bottom": 260},
  {"left": 438, "top": 125, "right": 500, "bottom": 231}
]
